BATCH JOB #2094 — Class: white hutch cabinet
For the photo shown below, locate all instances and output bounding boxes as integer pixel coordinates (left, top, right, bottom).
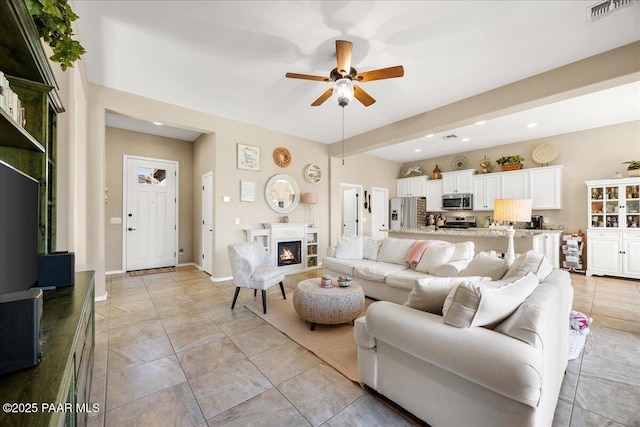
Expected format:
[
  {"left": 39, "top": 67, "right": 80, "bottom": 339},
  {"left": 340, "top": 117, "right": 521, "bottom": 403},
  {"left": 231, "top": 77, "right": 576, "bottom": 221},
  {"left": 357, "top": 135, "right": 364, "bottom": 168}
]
[{"left": 585, "top": 177, "right": 640, "bottom": 279}]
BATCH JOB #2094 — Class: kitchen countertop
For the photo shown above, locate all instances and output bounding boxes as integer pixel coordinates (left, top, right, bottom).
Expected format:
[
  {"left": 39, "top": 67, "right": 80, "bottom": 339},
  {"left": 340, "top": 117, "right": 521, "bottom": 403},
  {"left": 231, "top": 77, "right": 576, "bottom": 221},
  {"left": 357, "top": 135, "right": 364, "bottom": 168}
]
[{"left": 389, "top": 228, "right": 564, "bottom": 239}]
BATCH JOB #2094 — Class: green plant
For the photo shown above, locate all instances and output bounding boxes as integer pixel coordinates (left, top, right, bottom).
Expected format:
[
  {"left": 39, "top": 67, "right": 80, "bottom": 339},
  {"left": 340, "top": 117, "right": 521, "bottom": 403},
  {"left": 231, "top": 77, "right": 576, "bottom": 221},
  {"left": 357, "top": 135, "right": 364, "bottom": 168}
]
[
  {"left": 26, "top": 0, "right": 86, "bottom": 71},
  {"left": 495, "top": 155, "right": 524, "bottom": 165},
  {"left": 624, "top": 160, "right": 640, "bottom": 170}
]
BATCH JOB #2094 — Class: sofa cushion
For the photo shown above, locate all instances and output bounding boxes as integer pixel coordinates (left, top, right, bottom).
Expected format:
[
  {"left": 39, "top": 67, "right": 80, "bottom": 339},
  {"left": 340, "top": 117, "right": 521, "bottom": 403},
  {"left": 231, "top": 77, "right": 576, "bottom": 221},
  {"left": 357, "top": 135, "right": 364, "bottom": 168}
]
[
  {"left": 459, "top": 252, "right": 509, "bottom": 280},
  {"left": 415, "top": 244, "right": 455, "bottom": 274},
  {"left": 385, "top": 269, "right": 434, "bottom": 291},
  {"left": 335, "top": 236, "right": 363, "bottom": 260},
  {"left": 404, "top": 276, "right": 490, "bottom": 314},
  {"left": 363, "top": 237, "right": 383, "bottom": 261},
  {"left": 323, "top": 257, "right": 376, "bottom": 276},
  {"left": 377, "top": 238, "right": 416, "bottom": 265},
  {"left": 442, "top": 272, "right": 540, "bottom": 328},
  {"left": 354, "top": 261, "right": 409, "bottom": 282},
  {"left": 450, "top": 241, "right": 474, "bottom": 261},
  {"left": 503, "top": 250, "right": 553, "bottom": 281}
]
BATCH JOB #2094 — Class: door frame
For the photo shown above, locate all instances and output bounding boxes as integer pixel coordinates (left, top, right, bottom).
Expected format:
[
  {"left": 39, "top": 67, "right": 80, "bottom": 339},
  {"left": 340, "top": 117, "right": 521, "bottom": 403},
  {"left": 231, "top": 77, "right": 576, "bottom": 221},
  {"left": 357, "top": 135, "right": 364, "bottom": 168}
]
[
  {"left": 340, "top": 183, "right": 363, "bottom": 237},
  {"left": 201, "top": 171, "right": 213, "bottom": 275},
  {"left": 122, "top": 155, "right": 179, "bottom": 271}
]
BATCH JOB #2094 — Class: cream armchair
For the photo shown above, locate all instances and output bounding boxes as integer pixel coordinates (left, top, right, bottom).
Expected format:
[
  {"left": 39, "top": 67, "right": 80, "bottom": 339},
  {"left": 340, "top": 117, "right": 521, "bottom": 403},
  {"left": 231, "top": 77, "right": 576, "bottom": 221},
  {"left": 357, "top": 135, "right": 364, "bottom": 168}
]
[{"left": 227, "top": 242, "right": 286, "bottom": 314}]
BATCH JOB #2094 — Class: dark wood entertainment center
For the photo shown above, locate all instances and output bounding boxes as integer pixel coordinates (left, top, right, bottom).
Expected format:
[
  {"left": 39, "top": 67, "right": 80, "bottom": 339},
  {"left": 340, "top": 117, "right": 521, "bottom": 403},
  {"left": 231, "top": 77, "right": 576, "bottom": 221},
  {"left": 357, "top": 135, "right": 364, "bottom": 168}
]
[{"left": 0, "top": 271, "right": 95, "bottom": 427}]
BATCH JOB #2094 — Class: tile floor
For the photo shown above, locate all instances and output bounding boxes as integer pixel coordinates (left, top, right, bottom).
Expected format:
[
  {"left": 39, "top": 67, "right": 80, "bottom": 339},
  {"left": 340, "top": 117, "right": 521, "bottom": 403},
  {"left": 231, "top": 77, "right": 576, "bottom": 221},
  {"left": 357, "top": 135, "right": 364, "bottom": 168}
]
[{"left": 87, "top": 267, "right": 640, "bottom": 427}]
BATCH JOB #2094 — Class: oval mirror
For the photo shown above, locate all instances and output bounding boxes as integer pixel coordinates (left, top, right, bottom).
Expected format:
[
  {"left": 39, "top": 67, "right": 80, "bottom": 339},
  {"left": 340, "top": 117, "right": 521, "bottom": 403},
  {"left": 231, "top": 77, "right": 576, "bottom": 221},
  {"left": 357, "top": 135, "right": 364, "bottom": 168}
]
[{"left": 265, "top": 174, "right": 300, "bottom": 214}]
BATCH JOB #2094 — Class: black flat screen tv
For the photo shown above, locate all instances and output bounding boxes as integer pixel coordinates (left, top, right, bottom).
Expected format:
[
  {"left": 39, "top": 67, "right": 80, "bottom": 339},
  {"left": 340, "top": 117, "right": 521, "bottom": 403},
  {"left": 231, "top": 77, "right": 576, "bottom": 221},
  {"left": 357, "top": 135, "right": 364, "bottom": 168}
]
[{"left": 0, "top": 161, "right": 39, "bottom": 295}]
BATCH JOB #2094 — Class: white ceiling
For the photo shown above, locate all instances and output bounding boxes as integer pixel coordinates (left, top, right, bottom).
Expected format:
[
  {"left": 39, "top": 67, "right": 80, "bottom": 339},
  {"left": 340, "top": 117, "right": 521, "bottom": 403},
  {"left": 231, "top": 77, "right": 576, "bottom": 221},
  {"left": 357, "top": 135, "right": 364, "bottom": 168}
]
[{"left": 74, "top": 1, "right": 640, "bottom": 163}]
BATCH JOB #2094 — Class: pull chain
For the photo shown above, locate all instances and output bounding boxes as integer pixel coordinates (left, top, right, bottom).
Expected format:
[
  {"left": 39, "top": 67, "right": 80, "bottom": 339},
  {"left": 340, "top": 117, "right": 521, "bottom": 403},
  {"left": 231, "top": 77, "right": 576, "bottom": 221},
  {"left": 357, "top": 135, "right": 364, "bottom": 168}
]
[{"left": 342, "top": 106, "right": 345, "bottom": 166}]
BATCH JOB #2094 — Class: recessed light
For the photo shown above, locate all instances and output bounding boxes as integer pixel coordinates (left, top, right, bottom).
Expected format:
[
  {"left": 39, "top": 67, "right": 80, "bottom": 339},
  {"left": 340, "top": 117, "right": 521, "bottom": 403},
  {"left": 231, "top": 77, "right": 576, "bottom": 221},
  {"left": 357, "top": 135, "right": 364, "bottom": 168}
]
[
  {"left": 462, "top": 138, "right": 470, "bottom": 142},
  {"left": 526, "top": 122, "right": 538, "bottom": 128},
  {"left": 475, "top": 121, "right": 486, "bottom": 125},
  {"left": 414, "top": 148, "right": 422, "bottom": 152},
  {"left": 152, "top": 121, "right": 163, "bottom": 126},
  {"left": 425, "top": 134, "right": 434, "bottom": 138}
]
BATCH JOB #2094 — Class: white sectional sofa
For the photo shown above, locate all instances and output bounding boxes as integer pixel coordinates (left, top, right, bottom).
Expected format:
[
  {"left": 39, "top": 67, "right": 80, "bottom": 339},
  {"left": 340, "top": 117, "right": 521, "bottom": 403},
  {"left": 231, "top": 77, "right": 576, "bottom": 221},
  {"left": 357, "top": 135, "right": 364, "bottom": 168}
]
[
  {"left": 355, "top": 250, "right": 574, "bottom": 427},
  {"left": 323, "top": 237, "right": 476, "bottom": 304}
]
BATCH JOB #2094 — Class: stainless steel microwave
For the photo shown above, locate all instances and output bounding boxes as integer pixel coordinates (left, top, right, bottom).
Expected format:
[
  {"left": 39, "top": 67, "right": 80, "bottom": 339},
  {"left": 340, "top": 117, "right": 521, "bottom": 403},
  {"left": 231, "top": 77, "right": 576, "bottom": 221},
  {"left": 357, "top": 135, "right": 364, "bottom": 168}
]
[{"left": 442, "top": 193, "right": 473, "bottom": 210}]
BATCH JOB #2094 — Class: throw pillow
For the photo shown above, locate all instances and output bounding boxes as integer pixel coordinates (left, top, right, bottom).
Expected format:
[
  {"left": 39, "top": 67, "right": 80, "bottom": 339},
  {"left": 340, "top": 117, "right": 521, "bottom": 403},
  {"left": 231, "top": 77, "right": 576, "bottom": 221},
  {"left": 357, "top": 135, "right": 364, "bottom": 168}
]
[
  {"left": 363, "top": 237, "right": 383, "bottom": 261},
  {"left": 503, "top": 250, "right": 554, "bottom": 281},
  {"left": 404, "top": 276, "right": 489, "bottom": 315},
  {"left": 377, "top": 238, "right": 416, "bottom": 265},
  {"left": 459, "top": 253, "right": 509, "bottom": 281},
  {"left": 335, "top": 236, "right": 363, "bottom": 260},
  {"left": 442, "top": 272, "right": 539, "bottom": 328},
  {"left": 450, "top": 241, "right": 475, "bottom": 262},
  {"left": 414, "top": 244, "right": 455, "bottom": 274}
]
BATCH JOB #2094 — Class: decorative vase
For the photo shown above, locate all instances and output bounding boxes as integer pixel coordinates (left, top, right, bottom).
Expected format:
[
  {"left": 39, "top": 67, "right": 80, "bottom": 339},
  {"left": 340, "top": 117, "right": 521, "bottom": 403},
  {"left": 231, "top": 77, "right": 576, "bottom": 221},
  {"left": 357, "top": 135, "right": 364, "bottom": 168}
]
[
  {"left": 500, "top": 163, "right": 524, "bottom": 172},
  {"left": 432, "top": 164, "right": 442, "bottom": 180}
]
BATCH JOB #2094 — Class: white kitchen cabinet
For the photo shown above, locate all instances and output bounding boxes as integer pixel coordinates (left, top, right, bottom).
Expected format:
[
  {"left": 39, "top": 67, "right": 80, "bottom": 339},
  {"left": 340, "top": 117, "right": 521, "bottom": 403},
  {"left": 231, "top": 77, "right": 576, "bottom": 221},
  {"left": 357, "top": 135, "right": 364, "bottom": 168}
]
[
  {"left": 585, "top": 177, "right": 640, "bottom": 279},
  {"left": 532, "top": 232, "right": 561, "bottom": 268},
  {"left": 472, "top": 174, "right": 501, "bottom": 211},
  {"left": 396, "top": 176, "right": 428, "bottom": 197},
  {"left": 425, "top": 180, "right": 443, "bottom": 211},
  {"left": 499, "top": 169, "right": 528, "bottom": 199},
  {"left": 442, "top": 169, "right": 476, "bottom": 194},
  {"left": 529, "top": 166, "right": 563, "bottom": 209}
]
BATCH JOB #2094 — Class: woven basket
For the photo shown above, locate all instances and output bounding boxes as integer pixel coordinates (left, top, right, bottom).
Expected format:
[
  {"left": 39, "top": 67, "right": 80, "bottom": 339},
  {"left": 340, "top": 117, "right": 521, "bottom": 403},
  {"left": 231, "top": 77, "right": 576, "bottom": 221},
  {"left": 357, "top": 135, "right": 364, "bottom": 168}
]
[
  {"left": 500, "top": 163, "right": 524, "bottom": 172},
  {"left": 629, "top": 169, "right": 640, "bottom": 177}
]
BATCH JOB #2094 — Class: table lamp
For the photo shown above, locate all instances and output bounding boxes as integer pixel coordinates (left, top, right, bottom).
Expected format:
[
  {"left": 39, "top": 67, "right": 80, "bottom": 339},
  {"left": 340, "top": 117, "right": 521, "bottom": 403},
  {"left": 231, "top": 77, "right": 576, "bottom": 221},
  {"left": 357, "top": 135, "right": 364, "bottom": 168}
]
[
  {"left": 301, "top": 192, "right": 318, "bottom": 227},
  {"left": 493, "top": 199, "right": 532, "bottom": 264}
]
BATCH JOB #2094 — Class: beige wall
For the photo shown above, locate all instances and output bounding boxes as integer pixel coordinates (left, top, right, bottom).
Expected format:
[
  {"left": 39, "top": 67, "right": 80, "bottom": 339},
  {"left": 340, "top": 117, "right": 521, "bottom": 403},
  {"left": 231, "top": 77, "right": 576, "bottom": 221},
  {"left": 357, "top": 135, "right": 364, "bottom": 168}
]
[
  {"left": 104, "top": 127, "right": 195, "bottom": 272},
  {"left": 399, "top": 120, "right": 640, "bottom": 233},
  {"left": 329, "top": 154, "right": 401, "bottom": 245}
]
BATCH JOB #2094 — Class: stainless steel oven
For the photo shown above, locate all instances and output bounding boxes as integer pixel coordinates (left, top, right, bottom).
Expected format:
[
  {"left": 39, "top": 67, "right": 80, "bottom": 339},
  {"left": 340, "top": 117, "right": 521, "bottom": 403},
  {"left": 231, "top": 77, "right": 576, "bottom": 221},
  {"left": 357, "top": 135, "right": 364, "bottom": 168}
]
[{"left": 442, "top": 193, "right": 473, "bottom": 210}]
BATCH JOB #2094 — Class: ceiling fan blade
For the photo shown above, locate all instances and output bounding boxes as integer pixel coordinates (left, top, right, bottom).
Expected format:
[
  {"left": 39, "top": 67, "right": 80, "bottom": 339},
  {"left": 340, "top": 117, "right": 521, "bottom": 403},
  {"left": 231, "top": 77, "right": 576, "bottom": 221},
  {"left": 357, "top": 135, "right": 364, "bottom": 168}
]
[
  {"left": 336, "top": 40, "right": 353, "bottom": 77},
  {"left": 285, "top": 72, "right": 330, "bottom": 82},
  {"left": 311, "top": 88, "right": 333, "bottom": 106},
  {"left": 355, "top": 65, "right": 404, "bottom": 82},
  {"left": 354, "top": 86, "right": 376, "bottom": 107}
]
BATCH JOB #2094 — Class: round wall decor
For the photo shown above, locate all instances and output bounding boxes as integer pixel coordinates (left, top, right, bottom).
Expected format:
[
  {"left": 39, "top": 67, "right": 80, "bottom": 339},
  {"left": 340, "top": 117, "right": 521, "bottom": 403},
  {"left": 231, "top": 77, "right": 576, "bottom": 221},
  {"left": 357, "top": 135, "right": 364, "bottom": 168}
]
[
  {"left": 273, "top": 147, "right": 292, "bottom": 168},
  {"left": 304, "top": 164, "right": 322, "bottom": 183},
  {"left": 532, "top": 143, "right": 559, "bottom": 165},
  {"left": 451, "top": 155, "right": 468, "bottom": 171}
]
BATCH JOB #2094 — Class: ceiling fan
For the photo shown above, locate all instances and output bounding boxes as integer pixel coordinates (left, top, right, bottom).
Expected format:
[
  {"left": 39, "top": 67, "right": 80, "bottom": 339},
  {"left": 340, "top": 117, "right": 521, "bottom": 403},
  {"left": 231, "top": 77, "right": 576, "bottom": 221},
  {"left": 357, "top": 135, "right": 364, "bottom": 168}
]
[{"left": 285, "top": 40, "right": 404, "bottom": 107}]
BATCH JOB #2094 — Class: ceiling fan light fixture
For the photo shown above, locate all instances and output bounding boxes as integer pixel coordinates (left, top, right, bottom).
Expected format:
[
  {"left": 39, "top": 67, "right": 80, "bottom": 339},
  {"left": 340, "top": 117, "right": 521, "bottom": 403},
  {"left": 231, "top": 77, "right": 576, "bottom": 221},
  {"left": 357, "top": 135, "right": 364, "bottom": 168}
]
[{"left": 333, "top": 78, "right": 354, "bottom": 107}]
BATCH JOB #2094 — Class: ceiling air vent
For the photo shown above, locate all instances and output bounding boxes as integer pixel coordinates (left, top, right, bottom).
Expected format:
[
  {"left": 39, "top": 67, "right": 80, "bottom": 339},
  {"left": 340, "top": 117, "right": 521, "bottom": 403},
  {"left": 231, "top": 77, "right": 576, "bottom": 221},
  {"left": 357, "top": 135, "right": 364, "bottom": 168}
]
[
  {"left": 441, "top": 134, "right": 458, "bottom": 140},
  {"left": 587, "top": 0, "right": 637, "bottom": 22}
]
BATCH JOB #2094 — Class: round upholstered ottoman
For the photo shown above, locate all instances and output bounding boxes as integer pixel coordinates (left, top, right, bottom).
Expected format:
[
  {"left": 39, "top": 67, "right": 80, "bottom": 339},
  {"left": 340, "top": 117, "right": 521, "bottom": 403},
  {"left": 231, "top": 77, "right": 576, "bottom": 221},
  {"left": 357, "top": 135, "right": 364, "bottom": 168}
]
[{"left": 293, "top": 278, "right": 365, "bottom": 330}]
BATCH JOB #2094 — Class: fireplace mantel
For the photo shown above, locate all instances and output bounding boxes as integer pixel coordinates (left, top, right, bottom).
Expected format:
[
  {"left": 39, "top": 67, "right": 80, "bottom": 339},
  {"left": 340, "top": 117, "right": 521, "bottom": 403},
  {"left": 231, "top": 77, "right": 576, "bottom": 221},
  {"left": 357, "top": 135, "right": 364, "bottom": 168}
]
[{"left": 244, "top": 224, "right": 319, "bottom": 273}]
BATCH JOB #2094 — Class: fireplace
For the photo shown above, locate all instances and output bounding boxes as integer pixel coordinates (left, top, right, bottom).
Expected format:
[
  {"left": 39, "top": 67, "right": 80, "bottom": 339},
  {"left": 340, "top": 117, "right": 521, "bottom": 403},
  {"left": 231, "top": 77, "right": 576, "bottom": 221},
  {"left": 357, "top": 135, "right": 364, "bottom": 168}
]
[{"left": 277, "top": 240, "right": 302, "bottom": 267}]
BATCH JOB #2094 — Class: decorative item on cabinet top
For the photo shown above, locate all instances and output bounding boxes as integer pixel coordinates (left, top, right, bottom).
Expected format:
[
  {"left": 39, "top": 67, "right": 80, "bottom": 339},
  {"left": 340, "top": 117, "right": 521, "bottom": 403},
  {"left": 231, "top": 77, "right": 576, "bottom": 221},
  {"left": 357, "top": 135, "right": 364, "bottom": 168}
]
[
  {"left": 532, "top": 144, "right": 559, "bottom": 166},
  {"left": 496, "top": 155, "right": 524, "bottom": 171},
  {"left": 624, "top": 160, "right": 640, "bottom": 177},
  {"left": 431, "top": 164, "right": 442, "bottom": 179},
  {"left": 479, "top": 156, "right": 491, "bottom": 174},
  {"left": 451, "top": 156, "right": 468, "bottom": 171},
  {"left": 402, "top": 165, "right": 423, "bottom": 177},
  {"left": 273, "top": 147, "right": 292, "bottom": 168}
]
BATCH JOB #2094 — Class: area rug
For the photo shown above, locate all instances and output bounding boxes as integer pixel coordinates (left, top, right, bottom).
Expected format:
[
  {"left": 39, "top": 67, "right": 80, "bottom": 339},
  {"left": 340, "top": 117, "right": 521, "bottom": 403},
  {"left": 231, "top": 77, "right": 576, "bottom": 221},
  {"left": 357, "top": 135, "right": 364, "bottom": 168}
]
[
  {"left": 246, "top": 295, "right": 374, "bottom": 383},
  {"left": 129, "top": 267, "right": 176, "bottom": 276}
]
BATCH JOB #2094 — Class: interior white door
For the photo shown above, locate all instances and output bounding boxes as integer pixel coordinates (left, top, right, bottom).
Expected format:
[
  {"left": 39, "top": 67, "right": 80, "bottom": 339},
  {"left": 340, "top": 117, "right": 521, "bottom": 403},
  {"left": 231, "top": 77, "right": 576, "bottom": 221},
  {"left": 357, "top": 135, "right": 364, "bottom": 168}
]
[
  {"left": 125, "top": 157, "right": 177, "bottom": 271},
  {"left": 202, "top": 172, "right": 213, "bottom": 275},
  {"left": 371, "top": 187, "right": 389, "bottom": 239},
  {"left": 343, "top": 188, "right": 359, "bottom": 236}
]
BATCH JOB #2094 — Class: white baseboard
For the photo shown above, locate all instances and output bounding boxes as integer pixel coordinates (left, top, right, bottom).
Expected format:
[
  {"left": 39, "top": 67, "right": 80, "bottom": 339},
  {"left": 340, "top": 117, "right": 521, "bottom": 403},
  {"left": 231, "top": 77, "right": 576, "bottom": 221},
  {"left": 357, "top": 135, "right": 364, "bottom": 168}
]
[
  {"left": 106, "top": 270, "right": 125, "bottom": 275},
  {"left": 95, "top": 291, "right": 108, "bottom": 302},
  {"left": 177, "top": 262, "right": 200, "bottom": 269},
  {"left": 212, "top": 276, "right": 233, "bottom": 283}
]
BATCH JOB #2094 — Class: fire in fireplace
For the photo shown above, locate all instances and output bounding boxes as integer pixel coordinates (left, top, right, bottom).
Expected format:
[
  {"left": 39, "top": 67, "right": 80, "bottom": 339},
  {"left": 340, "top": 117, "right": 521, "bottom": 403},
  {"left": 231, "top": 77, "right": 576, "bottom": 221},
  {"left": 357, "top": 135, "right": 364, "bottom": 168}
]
[{"left": 278, "top": 241, "right": 302, "bottom": 266}]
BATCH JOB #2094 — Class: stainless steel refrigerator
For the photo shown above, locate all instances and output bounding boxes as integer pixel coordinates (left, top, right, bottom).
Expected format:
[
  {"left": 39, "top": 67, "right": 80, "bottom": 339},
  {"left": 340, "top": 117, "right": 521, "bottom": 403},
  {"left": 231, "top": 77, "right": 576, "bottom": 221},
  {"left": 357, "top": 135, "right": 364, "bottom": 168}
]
[{"left": 390, "top": 197, "right": 427, "bottom": 231}]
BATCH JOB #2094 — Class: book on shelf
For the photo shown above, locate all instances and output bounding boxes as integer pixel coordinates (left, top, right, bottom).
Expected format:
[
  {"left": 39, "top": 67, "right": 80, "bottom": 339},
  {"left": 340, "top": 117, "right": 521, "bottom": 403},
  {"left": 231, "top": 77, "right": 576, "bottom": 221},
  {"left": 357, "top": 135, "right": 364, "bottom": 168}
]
[{"left": 0, "top": 71, "right": 26, "bottom": 127}]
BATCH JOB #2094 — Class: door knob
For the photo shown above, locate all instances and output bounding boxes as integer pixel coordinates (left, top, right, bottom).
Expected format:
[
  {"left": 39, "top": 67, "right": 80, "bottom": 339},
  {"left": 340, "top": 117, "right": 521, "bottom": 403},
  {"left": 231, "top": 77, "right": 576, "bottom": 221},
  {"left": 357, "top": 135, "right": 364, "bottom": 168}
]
[{"left": 128, "top": 227, "right": 136, "bottom": 231}]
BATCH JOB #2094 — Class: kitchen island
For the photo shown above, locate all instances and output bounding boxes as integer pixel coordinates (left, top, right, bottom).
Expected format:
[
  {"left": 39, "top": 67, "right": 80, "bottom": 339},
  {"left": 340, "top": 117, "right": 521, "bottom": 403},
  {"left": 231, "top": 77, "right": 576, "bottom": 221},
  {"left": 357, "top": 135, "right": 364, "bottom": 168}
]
[{"left": 389, "top": 228, "right": 563, "bottom": 268}]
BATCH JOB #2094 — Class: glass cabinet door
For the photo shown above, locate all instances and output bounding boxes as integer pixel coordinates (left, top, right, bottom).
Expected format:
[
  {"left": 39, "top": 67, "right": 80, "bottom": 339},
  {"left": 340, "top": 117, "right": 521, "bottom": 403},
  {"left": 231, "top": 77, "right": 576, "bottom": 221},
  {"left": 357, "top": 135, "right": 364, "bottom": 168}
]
[
  {"left": 625, "top": 184, "right": 640, "bottom": 229},
  {"left": 590, "top": 186, "right": 605, "bottom": 228}
]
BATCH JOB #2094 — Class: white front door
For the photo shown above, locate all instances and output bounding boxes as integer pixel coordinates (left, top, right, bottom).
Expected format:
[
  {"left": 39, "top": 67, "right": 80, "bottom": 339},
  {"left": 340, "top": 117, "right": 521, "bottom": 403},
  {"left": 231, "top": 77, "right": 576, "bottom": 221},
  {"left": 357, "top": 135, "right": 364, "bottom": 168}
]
[
  {"left": 342, "top": 188, "right": 359, "bottom": 237},
  {"left": 371, "top": 187, "right": 389, "bottom": 239},
  {"left": 202, "top": 172, "right": 213, "bottom": 275},
  {"left": 125, "top": 156, "right": 177, "bottom": 271}
]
